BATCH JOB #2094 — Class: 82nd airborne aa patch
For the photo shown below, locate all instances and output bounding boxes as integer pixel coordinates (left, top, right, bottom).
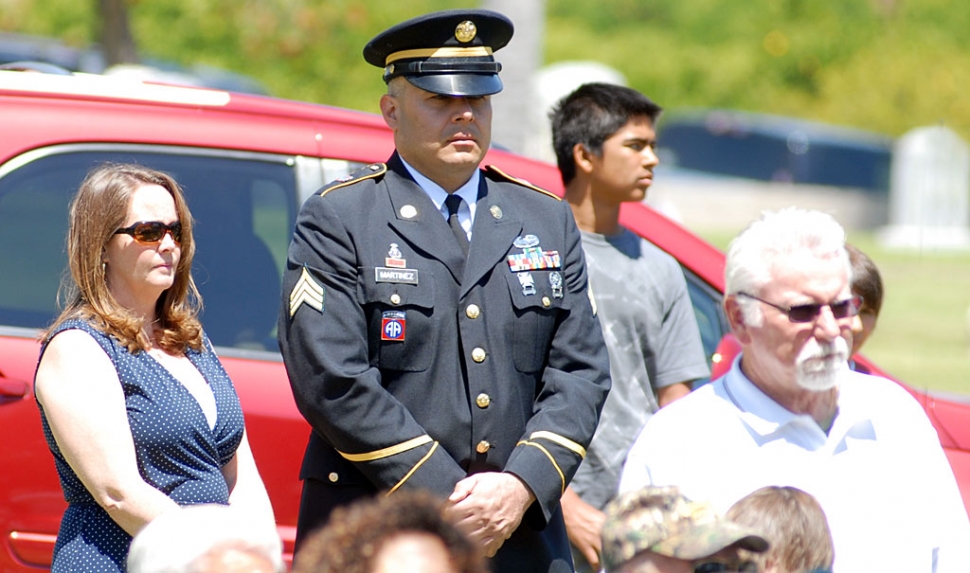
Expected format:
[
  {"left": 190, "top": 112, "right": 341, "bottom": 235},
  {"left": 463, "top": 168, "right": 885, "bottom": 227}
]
[{"left": 381, "top": 311, "right": 406, "bottom": 341}]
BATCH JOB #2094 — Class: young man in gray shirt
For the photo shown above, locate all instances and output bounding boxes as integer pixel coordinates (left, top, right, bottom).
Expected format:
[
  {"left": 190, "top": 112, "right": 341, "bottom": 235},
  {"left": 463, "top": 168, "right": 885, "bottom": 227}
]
[{"left": 549, "top": 83, "right": 710, "bottom": 571}]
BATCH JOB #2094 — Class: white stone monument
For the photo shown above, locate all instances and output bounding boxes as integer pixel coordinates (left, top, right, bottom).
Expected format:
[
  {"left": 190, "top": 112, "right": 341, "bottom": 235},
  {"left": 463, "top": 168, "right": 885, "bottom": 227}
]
[{"left": 879, "top": 125, "right": 970, "bottom": 249}]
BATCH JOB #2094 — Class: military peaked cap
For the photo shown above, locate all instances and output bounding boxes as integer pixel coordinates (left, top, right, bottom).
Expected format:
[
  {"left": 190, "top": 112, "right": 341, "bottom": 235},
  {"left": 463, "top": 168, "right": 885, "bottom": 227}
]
[{"left": 363, "top": 9, "right": 514, "bottom": 97}]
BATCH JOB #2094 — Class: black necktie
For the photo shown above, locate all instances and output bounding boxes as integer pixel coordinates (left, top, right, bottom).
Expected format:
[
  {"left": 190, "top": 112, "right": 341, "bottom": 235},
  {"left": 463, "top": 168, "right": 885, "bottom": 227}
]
[{"left": 445, "top": 194, "right": 469, "bottom": 256}]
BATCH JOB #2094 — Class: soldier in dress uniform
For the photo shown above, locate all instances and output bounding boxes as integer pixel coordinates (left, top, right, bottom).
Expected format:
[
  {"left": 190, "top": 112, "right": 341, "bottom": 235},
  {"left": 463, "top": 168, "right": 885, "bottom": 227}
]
[{"left": 277, "top": 9, "right": 611, "bottom": 573}]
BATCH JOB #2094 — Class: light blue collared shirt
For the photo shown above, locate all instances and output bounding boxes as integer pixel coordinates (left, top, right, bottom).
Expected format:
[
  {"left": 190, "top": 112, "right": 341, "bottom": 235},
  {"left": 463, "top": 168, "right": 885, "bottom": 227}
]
[{"left": 399, "top": 157, "right": 478, "bottom": 241}]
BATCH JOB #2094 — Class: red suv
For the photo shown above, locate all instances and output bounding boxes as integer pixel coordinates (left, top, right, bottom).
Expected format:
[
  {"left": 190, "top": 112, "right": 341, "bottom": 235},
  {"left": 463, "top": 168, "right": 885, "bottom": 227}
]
[{"left": 1, "top": 70, "right": 968, "bottom": 571}]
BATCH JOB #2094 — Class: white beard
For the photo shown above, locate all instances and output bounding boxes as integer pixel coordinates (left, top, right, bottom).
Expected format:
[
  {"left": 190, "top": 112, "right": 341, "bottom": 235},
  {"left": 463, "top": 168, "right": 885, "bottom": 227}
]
[{"left": 795, "top": 336, "right": 849, "bottom": 392}]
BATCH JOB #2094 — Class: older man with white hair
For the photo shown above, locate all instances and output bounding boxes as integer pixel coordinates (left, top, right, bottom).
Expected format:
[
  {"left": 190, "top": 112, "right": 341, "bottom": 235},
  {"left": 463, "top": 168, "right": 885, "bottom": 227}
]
[{"left": 619, "top": 208, "right": 970, "bottom": 572}]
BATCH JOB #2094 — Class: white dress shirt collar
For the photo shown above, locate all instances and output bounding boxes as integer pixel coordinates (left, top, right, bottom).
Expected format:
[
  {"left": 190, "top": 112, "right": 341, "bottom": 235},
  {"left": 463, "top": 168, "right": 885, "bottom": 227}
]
[{"left": 399, "top": 157, "right": 478, "bottom": 238}]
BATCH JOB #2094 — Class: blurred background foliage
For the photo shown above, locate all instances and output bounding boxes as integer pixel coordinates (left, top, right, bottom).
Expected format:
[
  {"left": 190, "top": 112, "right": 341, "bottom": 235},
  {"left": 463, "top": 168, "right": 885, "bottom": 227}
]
[{"left": 2, "top": 0, "right": 969, "bottom": 140}]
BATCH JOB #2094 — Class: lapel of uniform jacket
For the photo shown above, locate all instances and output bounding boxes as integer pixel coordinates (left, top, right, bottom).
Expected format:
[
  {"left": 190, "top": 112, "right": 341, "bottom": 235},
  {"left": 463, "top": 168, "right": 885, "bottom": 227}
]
[
  {"left": 384, "top": 155, "right": 467, "bottom": 284},
  {"left": 462, "top": 175, "right": 522, "bottom": 299}
]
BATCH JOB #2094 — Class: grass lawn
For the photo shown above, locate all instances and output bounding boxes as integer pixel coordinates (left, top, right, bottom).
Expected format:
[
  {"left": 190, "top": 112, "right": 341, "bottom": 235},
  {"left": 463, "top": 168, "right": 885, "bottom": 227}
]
[{"left": 697, "top": 230, "right": 970, "bottom": 396}]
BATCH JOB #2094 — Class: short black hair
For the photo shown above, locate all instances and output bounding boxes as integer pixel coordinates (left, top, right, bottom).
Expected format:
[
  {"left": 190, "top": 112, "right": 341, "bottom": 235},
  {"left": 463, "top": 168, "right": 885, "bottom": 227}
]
[{"left": 549, "top": 83, "right": 662, "bottom": 185}]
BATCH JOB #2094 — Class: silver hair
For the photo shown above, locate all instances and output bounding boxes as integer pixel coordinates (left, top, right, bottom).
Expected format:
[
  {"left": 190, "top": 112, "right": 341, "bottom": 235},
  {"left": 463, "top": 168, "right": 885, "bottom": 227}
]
[{"left": 725, "top": 208, "right": 851, "bottom": 327}]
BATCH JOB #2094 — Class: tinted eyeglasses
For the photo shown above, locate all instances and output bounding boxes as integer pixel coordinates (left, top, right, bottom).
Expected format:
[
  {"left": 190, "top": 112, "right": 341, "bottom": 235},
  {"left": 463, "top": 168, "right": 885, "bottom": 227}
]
[
  {"left": 737, "top": 292, "right": 860, "bottom": 323},
  {"left": 114, "top": 221, "right": 182, "bottom": 244},
  {"left": 693, "top": 561, "right": 758, "bottom": 573}
]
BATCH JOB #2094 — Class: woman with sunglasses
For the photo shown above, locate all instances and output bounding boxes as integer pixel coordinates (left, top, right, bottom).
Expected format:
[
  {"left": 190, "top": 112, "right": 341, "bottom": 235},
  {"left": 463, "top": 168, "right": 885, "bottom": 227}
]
[{"left": 34, "top": 163, "right": 278, "bottom": 572}]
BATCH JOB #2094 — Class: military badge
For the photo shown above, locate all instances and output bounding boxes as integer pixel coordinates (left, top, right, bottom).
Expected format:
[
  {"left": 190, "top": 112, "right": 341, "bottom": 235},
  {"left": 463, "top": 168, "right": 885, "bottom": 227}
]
[
  {"left": 455, "top": 20, "right": 477, "bottom": 43},
  {"left": 400, "top": 205, "right": 417, "bottom": 219},
  {"left": 513, "top": 234, "right": 540, "bottom": 249},
  {"left": 549, "top": 271, "right": 564, "bottom": 299},
  {"left": 517, "top": 272, "right": 536, "bottom": 296},
  {"left": 385, "top": 243, "right": 406, "bottom": 268}
]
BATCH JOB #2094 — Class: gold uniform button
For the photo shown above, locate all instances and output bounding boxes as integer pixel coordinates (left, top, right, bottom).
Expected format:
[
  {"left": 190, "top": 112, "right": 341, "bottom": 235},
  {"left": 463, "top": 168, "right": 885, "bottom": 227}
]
[
  {"left": 390, "top": 293, "right": 402, "bottom": 305},
  {"left": 542, "top": 296, "right": 551, "bottom": 307},
  {"left": 465, "top": 304, "right": 481, "bottom": 319},
  {"left": 471, "top": 347, "right": 487, "bottom": 363},
  {"left": 476, "top": 393, "right": 491, "bottom": 408},
  {"left": 328, "top": 472, "right": 339, "bottom": 483},
  {"left": 476, "top": 440, "right": 491, "bottom": 454}
]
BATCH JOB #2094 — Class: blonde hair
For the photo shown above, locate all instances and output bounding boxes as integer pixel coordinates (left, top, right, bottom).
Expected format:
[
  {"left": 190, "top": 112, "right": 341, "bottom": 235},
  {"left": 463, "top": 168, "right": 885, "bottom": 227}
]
[
  {"left": 46, "top": 163, "right": 203, "bottom": 353},
  {"left": 726, "top": 486, "right": 834, "bottom": 573}
]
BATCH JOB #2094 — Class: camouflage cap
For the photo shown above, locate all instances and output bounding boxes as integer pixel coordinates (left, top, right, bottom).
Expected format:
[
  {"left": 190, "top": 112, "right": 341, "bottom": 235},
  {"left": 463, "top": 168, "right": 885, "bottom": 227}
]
[{"left": 601, "top": 486, "right": 769, "bottom": 571}]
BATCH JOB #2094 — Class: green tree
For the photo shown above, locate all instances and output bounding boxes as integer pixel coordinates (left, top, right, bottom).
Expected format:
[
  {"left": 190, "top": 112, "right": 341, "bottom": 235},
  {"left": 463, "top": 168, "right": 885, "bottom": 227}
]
[{"left": 2, "top": 0, "right": 969, "bottom": 140}]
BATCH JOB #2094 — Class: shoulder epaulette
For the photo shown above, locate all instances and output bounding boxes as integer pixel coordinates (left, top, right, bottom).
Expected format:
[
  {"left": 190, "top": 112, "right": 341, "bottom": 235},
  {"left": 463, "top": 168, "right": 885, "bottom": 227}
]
[
  {"left": 319, "top": 163, "right": 387, "bottom": 197},
  {"left": 484, "top": 165, "right": 561, "bottom": 201}
]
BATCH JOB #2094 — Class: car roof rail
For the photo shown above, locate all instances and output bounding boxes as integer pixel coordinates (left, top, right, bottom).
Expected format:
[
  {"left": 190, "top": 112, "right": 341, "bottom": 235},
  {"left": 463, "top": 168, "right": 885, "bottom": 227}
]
[{"left": 0, "top": 61, "right": 73, "bottom": 75}]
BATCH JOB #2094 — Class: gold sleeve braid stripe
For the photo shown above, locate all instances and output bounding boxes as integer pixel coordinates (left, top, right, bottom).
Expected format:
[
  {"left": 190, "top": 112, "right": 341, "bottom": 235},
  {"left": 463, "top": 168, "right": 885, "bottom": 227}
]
[
  {"left": 337, "top": 435, "right": 432, "bottom": 462},
  {"left": 529, "top": 431, "right": 587, "bottom": 459},
  {"left": 517, "top": 439, "right": 566, "bottom": 495},
  {"left": 387, "top": 441, "right": 439, "bottom": 495}
]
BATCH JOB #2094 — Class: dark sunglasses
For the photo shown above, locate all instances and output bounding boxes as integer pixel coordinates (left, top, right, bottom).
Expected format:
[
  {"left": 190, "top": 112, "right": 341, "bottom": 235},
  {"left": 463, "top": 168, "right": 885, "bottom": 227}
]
[
  {"left": 737, "top": 292, "right": 860, "bottom": 323},
  {"left": 114, "top": 221, "right": 182, "bottom": 244},
  {"left": 693, "top": 561, "right": 758, "bottom": 573}
]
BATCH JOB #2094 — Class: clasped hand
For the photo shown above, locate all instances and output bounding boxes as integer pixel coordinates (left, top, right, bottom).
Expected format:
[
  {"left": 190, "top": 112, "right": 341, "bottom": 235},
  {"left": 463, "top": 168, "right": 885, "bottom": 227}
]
[{"left": 446, "top": 472, "right": 535, "bottom": 557}]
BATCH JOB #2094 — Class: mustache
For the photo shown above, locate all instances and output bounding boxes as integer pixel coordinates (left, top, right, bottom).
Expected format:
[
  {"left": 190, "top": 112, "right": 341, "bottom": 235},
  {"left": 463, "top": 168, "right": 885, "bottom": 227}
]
[{"left": 797, "top": 336, "right": 849, "bottom": 369}]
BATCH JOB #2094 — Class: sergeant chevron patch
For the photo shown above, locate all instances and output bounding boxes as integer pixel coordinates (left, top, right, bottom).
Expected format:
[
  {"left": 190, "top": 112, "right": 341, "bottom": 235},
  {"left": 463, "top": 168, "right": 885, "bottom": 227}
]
[{"left": 289, "top": 266, "right": 325, "bottom": 317}]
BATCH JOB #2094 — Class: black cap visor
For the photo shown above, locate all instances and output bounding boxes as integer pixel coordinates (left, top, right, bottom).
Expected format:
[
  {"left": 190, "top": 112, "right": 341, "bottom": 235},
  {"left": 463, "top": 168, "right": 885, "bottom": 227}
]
[{"left": 404, "top": 72, "right": 503, "bottom": 97}]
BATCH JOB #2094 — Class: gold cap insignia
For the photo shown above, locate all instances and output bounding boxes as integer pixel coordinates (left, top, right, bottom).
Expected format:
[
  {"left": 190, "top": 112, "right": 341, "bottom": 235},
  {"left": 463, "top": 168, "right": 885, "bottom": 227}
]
[{"left": 455, "top": 20, "right": 477, "bottom": 43}]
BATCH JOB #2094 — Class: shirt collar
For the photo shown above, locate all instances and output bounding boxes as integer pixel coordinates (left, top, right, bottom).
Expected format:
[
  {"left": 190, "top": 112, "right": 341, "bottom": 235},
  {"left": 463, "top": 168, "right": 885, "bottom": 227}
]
[
  {"left": 399, "top": 156, "right": 480, "bottom": 222},
  {"left": 723, "top": 354, "right": 825, "bottom": 437}
]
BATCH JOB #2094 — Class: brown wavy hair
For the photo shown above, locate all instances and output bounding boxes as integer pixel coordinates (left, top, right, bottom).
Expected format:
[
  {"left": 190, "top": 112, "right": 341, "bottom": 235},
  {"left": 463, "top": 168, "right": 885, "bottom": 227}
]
[
  {"left": 293, "top": 490, "right": 487, "bottom": 573},
  {"left": 45, "top": 163, "right": 203, "bottom": 353}
]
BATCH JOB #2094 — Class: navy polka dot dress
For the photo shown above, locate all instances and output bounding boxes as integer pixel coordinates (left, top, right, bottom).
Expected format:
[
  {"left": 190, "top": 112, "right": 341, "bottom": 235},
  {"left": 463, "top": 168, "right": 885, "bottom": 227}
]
[{"left": 36, "top": 318, "right": 245, "bottom": 572}]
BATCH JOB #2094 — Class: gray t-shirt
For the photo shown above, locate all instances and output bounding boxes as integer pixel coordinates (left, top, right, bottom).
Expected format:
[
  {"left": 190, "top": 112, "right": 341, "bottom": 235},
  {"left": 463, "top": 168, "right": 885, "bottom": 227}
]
[{"left": 571, "top": 229, "right": 710, "bottom": 510}]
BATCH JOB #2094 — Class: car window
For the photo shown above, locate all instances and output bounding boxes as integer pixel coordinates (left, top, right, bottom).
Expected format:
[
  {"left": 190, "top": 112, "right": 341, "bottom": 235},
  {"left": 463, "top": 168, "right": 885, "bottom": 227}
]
[
  {"left": 683, "top": 266, "right": 729, "bottom": 388},
  {"left": 0, "top": 146, "right": 303, "bottom": 353}
]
